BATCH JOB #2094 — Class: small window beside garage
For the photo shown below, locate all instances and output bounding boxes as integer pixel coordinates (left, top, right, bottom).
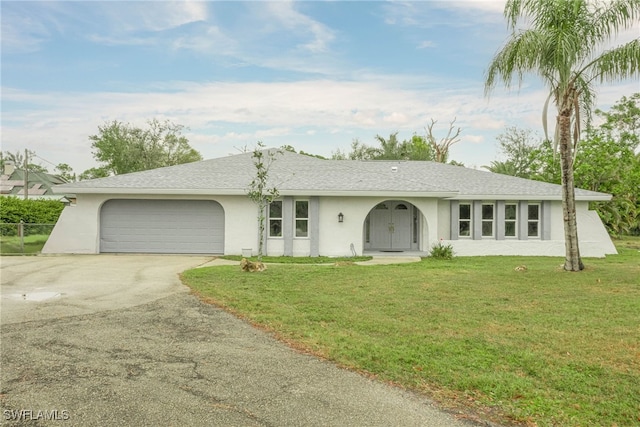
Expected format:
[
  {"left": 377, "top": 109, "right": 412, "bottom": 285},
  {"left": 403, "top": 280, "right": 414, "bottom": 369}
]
[
  {"left": 295, "top": 200, "right": 308, "bottom": 238},
  {"left": 505, "top": 203, "right": 517, "bottom": 237},
  {"left": 459, "top": 203, "right": 471, "bottom": 237},
  {"left": 269, "top": 201, "right": 283, "bottom": 237},
  {"left": 528, "top": 203, "right": 540, "bottom": 237}
]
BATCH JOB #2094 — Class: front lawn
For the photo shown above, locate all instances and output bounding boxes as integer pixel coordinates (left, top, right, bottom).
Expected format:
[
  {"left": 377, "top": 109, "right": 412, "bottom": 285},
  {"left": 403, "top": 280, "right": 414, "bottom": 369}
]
[
  {"left": 0, "top": 234, "right": 50, "bottom": 255},
  {"left": 182, "top": 242, "right": 640, "bottom": 426}
]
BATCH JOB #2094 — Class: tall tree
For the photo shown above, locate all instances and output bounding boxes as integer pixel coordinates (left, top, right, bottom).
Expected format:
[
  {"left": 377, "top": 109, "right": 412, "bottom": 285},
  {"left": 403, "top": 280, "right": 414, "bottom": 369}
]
[
  {"left": 485, "top": 0, "right": 640, "bottom": 271},
  {"left": 88, "top": 119, "right": 202, "bottom": 176},
  {"left": 425, "top": 118, "right": 461, "bottom": 163}
]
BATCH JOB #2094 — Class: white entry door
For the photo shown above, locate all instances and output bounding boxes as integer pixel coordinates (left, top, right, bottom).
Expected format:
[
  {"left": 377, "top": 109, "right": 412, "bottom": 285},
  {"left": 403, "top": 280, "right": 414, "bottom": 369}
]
[{"left": 369, "top": 201, "right": 412, "bottom": 251}]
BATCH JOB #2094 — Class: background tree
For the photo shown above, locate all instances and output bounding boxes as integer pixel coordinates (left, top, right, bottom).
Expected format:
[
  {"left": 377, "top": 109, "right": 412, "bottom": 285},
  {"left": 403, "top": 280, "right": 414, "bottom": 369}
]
[
  {"left": 488, "top": 94, "right": 640, "bottom": 237},
  {"left": 332, "top": 138, "right": 380, "bottom": 160},
  {"left": 279, "top": 145, "right": 326, "bottom": 159},
  {"left": 78, "top": 167, "right": 110, "bottom": 181},
  {"left": 485, "top": 0, "right": 640, "bottom": 271},
  {"left": 246, "top": 142, "right": 282, "bottom": 262},
  {"left": 425, "top": 118, "right": 461, "bottom": 163},
  {"left": 54, "top": 163, "right": 76, "bottom": 182},
  {"left": 87, "top": 119, "right": 202, "bottom": 176},
  {"left": 484, "top": 127, "right": 541, "bottom": 179},
  {"left": 331, "top": 131, "right": 441, "bottom": 161},
  {"left": 1, "top": 150, "right": 47, "bottom": 173}
]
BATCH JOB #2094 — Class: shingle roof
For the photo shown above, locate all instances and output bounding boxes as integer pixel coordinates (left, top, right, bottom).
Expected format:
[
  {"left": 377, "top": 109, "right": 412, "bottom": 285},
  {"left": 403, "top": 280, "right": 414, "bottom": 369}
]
[
  {"left": 1, "top": 169, "right": 67, "bottom": 196},
  {"left": 53, "top": 150, "right": 610, "bottom": 201}
]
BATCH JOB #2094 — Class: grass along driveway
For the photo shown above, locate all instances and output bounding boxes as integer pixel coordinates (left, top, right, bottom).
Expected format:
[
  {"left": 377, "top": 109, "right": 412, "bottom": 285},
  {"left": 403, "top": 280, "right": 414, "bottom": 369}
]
[{"left": 182, "top": 241, "right": 640, "bottom": 427}]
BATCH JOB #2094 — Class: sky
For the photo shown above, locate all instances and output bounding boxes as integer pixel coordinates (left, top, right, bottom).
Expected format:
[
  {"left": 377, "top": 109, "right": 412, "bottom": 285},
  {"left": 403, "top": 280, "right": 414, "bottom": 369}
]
[{"left": 1, "top": 0, "right": 638, "bottom": 175}]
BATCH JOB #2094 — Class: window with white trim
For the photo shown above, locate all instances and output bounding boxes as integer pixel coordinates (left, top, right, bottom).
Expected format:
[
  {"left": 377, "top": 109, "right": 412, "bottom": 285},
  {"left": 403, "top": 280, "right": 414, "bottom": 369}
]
[
  {"left": 481, "top": 203, "right": 494, "bottom": 237},
  {"left": 459, "top": 203, "right": 471, "bottom": 237},
  {"left": 295, "top": 200, "right": 308, "bottom": 237},
  {"left": 505, "top": 203, "right": 517, "bottom": 237},
  {"left": 268, "top": 201, "right": 282, "bottom": 237},
  {"left": 528, "top": 203, "right": 540, "bottom": 237}
]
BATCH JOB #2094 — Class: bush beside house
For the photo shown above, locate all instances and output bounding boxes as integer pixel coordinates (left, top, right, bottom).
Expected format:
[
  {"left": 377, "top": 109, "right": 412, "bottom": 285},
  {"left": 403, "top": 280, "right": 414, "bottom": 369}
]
[{"left": 0, "top": 196, "right": 64, "bottom": 235}]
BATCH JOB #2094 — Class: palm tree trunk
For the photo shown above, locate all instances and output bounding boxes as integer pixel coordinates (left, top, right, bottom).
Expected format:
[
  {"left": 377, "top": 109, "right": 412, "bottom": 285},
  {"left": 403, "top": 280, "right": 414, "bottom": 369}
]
[{"left": 558, "top": 112, "right": 584, "bottom": 271}]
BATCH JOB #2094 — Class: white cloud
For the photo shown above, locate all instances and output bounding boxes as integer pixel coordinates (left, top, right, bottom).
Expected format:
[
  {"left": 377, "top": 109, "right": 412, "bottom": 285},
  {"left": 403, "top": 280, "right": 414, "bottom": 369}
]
[
  {"left": 464, "top": 134, "right": 484, "bottom": 144},
  {"left": 99, "top": 1, "right": 208, "bottom": 34},
  {"left": 383, "top": 112, "right": 409, "bottom": 124},
  {"left": 417, "top": 40, "right": 436, "bottom": 49},
  {"left": 262, "top": 1, "right": 336, "bottom": 53},
  {"left": 2, "top": 74, "right": 636, "bottom": 174}
]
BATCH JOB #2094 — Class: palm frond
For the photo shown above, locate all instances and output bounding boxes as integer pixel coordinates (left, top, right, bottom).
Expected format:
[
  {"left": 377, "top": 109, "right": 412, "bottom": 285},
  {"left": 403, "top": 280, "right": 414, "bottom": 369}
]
[
  {"left": 586, "top": 39, "right": 640, "bottom": 84},
  {"left": 542, "top": 91, "right": 553, "bottom": 141},
  {"left": 485, "top": 29, "right": 558, "bottom": 94},
  {"left": 591, "top": 0, "right": 640, "bottom": 39}
]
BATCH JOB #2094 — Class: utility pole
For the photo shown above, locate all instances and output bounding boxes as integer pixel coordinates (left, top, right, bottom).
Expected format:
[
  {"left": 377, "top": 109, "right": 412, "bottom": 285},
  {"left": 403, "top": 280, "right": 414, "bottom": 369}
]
[{"left": 24, "top": 148, "right": 29, "bottom": 200}]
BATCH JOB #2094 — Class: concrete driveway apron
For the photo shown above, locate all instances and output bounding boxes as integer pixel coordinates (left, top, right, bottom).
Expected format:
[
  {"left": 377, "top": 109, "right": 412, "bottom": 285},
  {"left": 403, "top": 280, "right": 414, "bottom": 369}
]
[{"left": 1, "top": 255, "right": 479, "bottom": 426}]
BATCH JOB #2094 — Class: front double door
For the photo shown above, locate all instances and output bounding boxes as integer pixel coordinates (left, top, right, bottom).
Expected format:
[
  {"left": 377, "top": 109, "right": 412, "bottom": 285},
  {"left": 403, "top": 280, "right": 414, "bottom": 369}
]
[{"left": 369, "top": 201, "right": 412, "bottom": 251}]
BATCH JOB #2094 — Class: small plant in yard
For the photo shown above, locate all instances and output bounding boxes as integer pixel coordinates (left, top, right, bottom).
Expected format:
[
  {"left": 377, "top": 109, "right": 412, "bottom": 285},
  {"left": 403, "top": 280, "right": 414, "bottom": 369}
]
[{"left": 429, "top": 239, "right": 454, "bottom": 259}]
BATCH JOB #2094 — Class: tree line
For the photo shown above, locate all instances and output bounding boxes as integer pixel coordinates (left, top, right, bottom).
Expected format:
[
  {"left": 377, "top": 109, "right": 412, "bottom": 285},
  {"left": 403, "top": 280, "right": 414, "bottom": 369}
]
[
  {"left": 486, "top": 93, "right": 640, "bottom": 237},
  {"left": 1, "top": 119, "right": 202, "bottom": 182}
]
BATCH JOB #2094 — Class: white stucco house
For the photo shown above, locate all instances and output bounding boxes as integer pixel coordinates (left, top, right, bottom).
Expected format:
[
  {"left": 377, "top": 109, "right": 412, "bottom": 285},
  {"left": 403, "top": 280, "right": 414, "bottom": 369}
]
[{"left": 43, "top": 150, "right": 616, "bottom": 257}]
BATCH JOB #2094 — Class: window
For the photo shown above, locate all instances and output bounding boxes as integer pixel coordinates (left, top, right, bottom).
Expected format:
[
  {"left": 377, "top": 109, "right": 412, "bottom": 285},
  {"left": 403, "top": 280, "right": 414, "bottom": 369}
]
[
  {"left": 295, "top": 200, "right": 308, "bottom": 237},
  {"left": 481, "top": 203, "right": 494, "bottom": 237},
  {"left": 268, "top": 201, "right": 282, "bottom": 237},
  {"left": 528, "top": 204, "right": 540, "bottom": 237},
  {"left": 459, "top": 203, "right": 471, "bottom": 237},
  {"left": 505, "top": 203, "right": 517, "bottom": 237}
]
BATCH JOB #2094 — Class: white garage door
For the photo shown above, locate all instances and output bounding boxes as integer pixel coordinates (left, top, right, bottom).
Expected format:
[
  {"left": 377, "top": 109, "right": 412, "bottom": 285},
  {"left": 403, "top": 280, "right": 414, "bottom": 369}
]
[{"left": 100, "top": 200, "right": 224, "bottom": 254}]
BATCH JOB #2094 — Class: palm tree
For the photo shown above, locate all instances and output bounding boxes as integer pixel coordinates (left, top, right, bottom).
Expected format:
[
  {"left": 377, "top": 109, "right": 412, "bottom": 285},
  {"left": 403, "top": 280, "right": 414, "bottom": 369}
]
[{"left": 485, "top": 0, "right": 640, "bottom": 271}]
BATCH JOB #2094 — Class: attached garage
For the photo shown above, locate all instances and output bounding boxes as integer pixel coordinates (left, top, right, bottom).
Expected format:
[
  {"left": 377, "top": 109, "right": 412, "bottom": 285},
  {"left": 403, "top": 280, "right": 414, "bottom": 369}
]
[{"left": 100, "top": 199, "right": 224, "bottom": 254}]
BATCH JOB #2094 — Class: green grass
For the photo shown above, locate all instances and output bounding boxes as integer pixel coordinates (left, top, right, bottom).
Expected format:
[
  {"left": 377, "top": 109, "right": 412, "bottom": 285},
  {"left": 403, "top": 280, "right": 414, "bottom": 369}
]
[
  {"left": 221, "top": 255, "right": 372, "bottom": 264},
  {"left": 0, "top": 234, "right": 50, "bottom": 254},
  {"left": 183, "top": 243, "right": 640, "bottom": 426}
]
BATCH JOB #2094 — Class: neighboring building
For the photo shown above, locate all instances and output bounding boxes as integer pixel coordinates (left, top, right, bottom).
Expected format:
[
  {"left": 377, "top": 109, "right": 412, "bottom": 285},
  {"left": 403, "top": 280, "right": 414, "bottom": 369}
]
[
  {"left": 43, "top": 150, "right": 616, "bottom": 257},
  {"left": 1, "top": 161, "right": 69, "bottom": 201}
]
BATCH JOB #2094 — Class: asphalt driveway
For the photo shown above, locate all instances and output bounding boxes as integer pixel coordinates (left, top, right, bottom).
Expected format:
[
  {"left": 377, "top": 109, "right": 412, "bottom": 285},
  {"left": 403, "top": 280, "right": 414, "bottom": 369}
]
[{"left": 1, "top": 255, "right": 478, "bottom": 426}]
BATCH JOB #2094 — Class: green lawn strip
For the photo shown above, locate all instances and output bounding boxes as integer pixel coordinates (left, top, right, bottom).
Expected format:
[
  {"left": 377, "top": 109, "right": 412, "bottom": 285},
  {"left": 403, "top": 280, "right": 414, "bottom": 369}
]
[
  {"left": 221, "top": 255, "right": 372, "bottom": 264},
  {"left": 182, "top": 246, "right": 640, "bottom": 427},
  {"left": 0, "top": 234, "right": 49, "bottom": 254}
]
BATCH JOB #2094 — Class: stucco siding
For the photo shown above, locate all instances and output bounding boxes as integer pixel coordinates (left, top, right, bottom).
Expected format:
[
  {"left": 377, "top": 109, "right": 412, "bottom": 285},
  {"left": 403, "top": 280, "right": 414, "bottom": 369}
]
[
  {"left": 447, "top": 201, "right": 615, "bottom": 257},
  {"left": 44, "top": 194, "right": 261, "bottom": 255},
  {"left": 576, "top": 205, "right": 617, "bottom": 256},
  {"left": 42, "top": 193, "right": 615, "bottom": 258},
  {"left": 42, "top": 194, "right": 103, "bottom": 254},
  {"left": 317, "top": 197, "right": 366, "bottom": 256}
]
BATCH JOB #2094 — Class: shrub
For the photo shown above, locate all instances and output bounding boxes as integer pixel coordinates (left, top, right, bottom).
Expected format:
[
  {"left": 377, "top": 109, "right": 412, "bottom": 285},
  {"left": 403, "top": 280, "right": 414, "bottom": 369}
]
[
  {"left": 0, "top": 196, "right": 64, "bottom": 236},
  {"left": 429, "top": 239, "right": 454, "bottom": 260}
]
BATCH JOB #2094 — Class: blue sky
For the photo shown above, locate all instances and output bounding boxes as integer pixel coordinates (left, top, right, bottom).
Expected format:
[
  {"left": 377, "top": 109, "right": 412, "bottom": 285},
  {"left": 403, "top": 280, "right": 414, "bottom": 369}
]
[{"left": 2, "top": 1, "right": 638, "bottom": 174}]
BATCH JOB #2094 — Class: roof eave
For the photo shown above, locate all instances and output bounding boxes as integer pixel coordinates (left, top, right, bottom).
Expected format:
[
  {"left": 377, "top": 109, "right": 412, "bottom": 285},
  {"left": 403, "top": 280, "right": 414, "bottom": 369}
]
[
  {"left": 55, "top": 187, "right": 459, "bottom": 198},
  {"left": 447, "top": 194, "right": 611, "bottom": 201},
  {"left": 53, "top": 187, "right": 611, "bottom": 201}
]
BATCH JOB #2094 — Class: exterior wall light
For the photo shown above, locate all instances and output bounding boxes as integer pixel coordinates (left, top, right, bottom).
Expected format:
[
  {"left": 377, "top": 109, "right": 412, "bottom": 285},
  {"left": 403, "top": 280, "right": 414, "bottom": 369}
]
[{"left": 338, "top": 212, "right": 344, "bottom": 223}]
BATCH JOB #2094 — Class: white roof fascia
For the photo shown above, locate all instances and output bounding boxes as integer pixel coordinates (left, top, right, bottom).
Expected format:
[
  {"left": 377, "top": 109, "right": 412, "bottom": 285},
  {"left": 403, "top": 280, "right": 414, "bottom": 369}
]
[
  {"left": 448, "top": 194, "right": 611, "bottom": 201},
  {"left": 55, "top": 186, "right": 459, "bottom": 198},
  {"left": 52, "top": 187, "right": 247, "bottom": 195},
  {"left": 277, "top": 190, "right": 459, "bottom": 198}
]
